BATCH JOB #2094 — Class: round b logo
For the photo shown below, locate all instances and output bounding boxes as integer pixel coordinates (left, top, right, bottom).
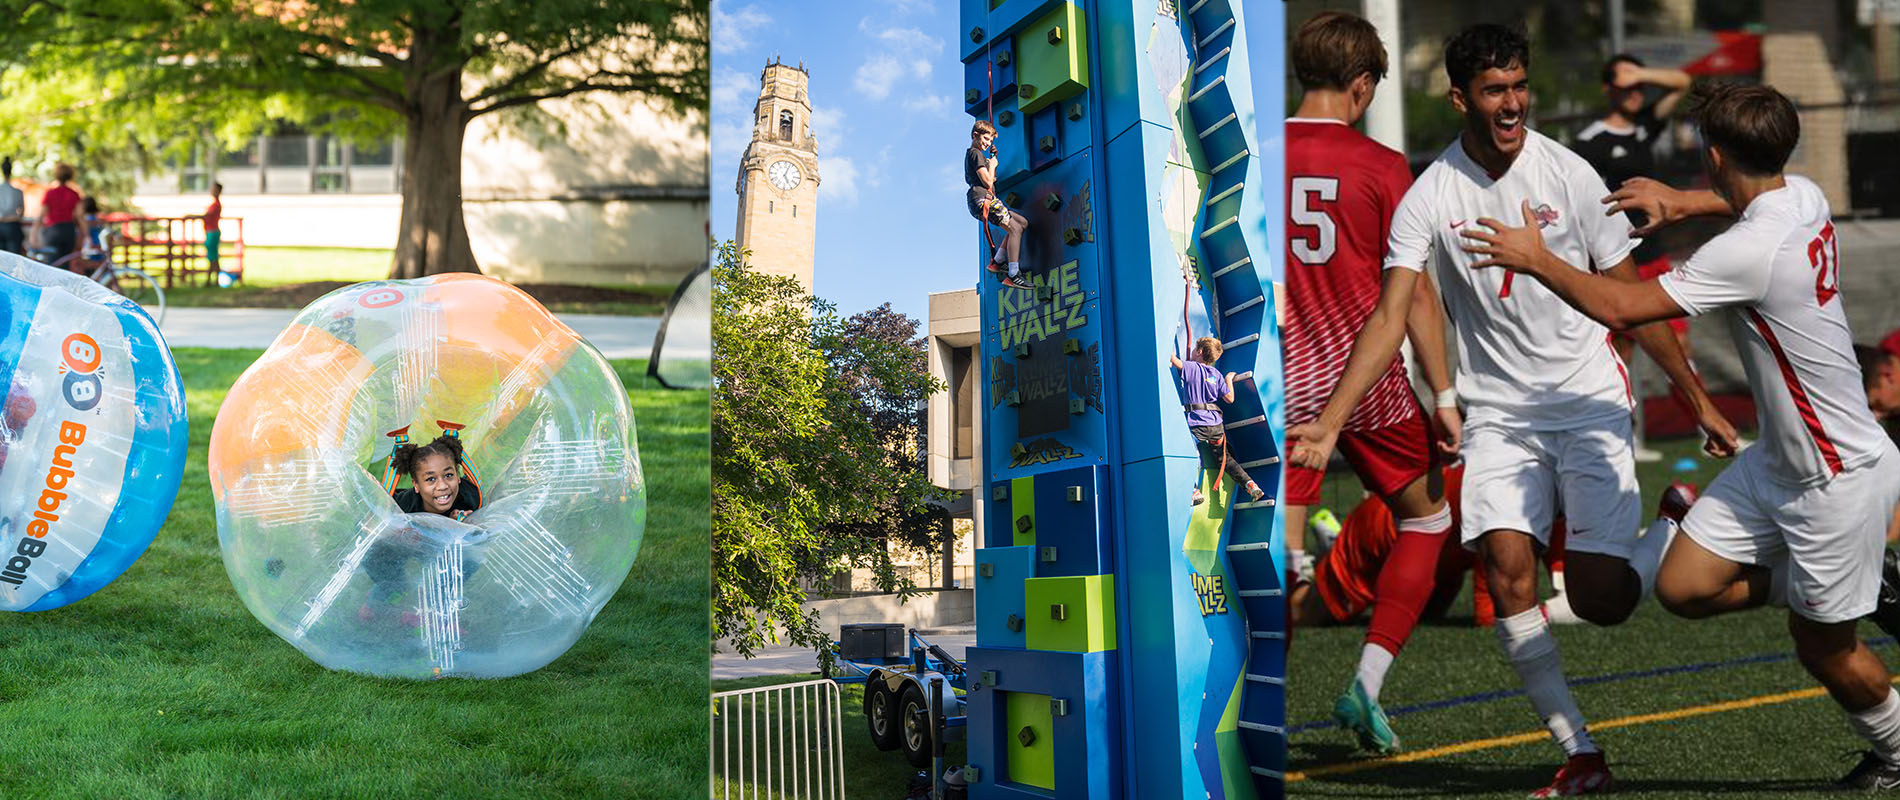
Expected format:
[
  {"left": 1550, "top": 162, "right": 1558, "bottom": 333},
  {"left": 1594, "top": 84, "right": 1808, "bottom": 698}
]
[
  {"left": 63, "top": 370, "right": 101, "bottom": 411},
  {"left": 358, "top": 288, "right": 404, "bottom": 309},
  {"left": 62, "top": 333, "right": 101, "bottom": 373}
]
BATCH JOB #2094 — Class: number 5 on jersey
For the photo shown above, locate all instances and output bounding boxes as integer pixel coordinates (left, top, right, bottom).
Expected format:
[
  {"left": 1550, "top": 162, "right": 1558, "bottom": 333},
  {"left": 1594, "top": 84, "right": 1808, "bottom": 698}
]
[{"left": 1291, "top": 177, "right": 1339, "bottom": 265}]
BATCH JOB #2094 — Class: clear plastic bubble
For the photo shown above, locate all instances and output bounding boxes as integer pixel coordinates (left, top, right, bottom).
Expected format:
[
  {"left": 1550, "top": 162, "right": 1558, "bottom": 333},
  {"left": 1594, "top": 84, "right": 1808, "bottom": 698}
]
[
  {"left": 0, "top": 253, "right": 186, "bottom": 611},
  {"left": 208, "top": 274, "right": 644, "bottom": 679}
]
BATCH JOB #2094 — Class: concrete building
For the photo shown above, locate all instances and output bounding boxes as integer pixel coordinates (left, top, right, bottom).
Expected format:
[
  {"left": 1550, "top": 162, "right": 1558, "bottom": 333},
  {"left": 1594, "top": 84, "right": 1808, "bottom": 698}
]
[
  {"left": 925, "top": 287, "right": 985, "bottom": 589},
  {"left": 131, "top": 72, "right": 708, "bottom": 288}
]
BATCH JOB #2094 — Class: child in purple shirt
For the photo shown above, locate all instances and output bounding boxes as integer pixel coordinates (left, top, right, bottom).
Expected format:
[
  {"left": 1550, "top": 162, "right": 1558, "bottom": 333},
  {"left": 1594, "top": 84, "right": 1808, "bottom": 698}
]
[{"left": 1172, "top": 337, "right": 1264, "bottom": 505}]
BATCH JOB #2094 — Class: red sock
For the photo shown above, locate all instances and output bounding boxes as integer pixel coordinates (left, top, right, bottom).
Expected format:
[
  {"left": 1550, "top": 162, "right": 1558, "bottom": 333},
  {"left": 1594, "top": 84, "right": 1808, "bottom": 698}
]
[
  {"left": 1472, "top": 565, "right": 1497, "bottom": 628},
  {"left": 1364, "top": 510, "right": 1454, "bottom": 655}
]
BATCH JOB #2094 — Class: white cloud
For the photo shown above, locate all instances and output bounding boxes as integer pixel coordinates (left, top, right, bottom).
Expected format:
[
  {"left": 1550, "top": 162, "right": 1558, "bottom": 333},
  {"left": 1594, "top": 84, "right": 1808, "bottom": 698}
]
[
  {"left": 853, "top": 53, "right": 904, "bottom": 101},
  {"left": 821, "top": 156, "right": 860, "bottom": 204},
  {"left": 939, "top": 161, "right": 966, "bottom": 198},
  {"left": 852, "top": 20, "right": 946, "bottom": 101},
  {"left": 712, "top": 66, "right": 753, "bottom": 113},
  {"left": 900, "top": 93, "right": 953, "bottom": 117},
  {"left": 712, "top": 2, "right": 773, "bottom": 54},
  {"left": 810, "top": 105, "right": 848, "bottom": 152}
]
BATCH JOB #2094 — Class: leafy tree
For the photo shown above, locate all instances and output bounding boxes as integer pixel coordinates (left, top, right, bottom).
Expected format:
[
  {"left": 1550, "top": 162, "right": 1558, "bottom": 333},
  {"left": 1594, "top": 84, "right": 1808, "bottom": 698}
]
[
  {"left": 711, "top": 242, "right": 948, "bottom": 665},
  {"left": 0, "top": 0, "right": 707, "bottom": 278}
]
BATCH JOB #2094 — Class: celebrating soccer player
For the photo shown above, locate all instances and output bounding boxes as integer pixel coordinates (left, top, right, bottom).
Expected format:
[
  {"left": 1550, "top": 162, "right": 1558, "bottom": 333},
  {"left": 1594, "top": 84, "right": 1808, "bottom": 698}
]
[
  {"left": 1288, "top": 24, "right": 1736, "bottom": 796},
  {"left": 1465, "top": 82, "right": 1900, "bottom": 790}
]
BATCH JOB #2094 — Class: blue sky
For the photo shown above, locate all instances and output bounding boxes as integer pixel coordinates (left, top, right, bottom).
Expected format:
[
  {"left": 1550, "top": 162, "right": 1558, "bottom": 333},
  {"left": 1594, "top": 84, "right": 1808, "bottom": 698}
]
[{"left": 710, "top": 0, "right": 970, "bottom": 324}]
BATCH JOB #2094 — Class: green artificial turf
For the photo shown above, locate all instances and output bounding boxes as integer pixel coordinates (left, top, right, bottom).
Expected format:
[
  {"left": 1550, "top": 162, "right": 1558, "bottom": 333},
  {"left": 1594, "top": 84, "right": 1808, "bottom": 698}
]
[
  {"left": 0, "top": 349, "right": 708, "bottom": 799},
  {"left": 1288, "top": 435, "right": 1884, "bottom": 797}
]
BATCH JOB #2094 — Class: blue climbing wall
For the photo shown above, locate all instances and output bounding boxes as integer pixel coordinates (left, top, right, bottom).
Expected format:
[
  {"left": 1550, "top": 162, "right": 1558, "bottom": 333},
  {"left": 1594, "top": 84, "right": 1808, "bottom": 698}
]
[{"left": 961, "top": 0, "right": 1285, "bottom": 796}]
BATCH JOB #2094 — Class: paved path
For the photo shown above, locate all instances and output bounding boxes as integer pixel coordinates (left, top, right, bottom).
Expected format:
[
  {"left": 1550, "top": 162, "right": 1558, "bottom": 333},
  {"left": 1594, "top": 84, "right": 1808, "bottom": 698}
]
[
  {"left": 712, "top": 628, "right": 976, "bottom": 681},
  {"left": 156, "top": 308, "right": 705, "bottom": 361}
]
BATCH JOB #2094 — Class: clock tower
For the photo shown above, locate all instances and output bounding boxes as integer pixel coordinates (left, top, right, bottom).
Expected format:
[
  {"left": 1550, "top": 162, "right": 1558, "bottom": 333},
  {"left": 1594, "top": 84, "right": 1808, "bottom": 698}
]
[{"left": 735, "top": 59, "right": 821, "bottom": 291}]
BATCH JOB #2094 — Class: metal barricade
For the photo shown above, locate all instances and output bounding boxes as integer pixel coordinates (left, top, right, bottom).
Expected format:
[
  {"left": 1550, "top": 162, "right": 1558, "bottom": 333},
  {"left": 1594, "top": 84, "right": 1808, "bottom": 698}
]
[{"left": 710, "top": 678, "right": 846, "bottom": 799}]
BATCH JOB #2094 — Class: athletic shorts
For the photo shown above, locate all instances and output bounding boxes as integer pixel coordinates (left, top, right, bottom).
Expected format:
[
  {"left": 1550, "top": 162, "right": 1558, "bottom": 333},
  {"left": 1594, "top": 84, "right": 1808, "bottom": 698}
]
[
  {"left": 1459, "top": 415, "right": 1640, "bottom": 558},
  {"left": 1285, "top": 405, "right": 1433, "bottom": 507},
  {"left": 967, "top": 194, "right": 1010, "bottom": 225},
  {"left": 1682, "top": 439, "right": 1900, "bottom": 623}
]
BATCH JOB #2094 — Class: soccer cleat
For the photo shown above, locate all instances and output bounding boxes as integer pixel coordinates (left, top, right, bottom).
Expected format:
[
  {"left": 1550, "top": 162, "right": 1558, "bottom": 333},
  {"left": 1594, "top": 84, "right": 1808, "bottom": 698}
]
[
  {"left": 1308, "top": 508, "right": 1342, "bottom": 556},
  {"left": 1658, "top": 481, "right": 1699, "bottom": 525},
  {"left": 1191, "top": 488, "right": 1206, "bottom": 506},
  {"left": 1866, "top": 548, "right": 1900, "bottom": 643},
  {"left": 1529, "top": 751, "right": 1612, "bottom": 797},
  {"left": 1332, "top": 678, "right": 1400, "bottom": 754},
  {"left": 1838, "top": 751, "right": 1900, "bottom": 790}
]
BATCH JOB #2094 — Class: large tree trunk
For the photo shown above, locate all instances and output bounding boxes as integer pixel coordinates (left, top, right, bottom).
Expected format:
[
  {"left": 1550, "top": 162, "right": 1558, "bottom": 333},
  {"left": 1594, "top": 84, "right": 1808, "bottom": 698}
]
[{"left": 390, "top": 64, "right": 479, "bottom": 279}]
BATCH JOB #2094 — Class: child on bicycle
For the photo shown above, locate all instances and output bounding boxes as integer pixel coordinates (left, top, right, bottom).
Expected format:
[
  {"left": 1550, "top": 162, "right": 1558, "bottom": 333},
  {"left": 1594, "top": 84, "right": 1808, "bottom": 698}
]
[
  {"left": 358, "top": 434, "right": 483, "bottom": 625},
  {"left": 966, "top": 120, "right": 1031, "bottom": 290},
  {"left": 1172, "top": 336, "right": 1264, "bottom": 505}
]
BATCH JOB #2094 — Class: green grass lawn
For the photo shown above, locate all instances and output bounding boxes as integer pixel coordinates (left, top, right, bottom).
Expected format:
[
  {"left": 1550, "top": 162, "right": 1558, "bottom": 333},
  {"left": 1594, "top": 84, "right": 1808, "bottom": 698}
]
[
  {"left": 710, "top": 673, "right": 964, "bottom": 798},
  {"left": 1, "top": 349, "right": 708, "bottom": 799},
  {"left": 144, "top": 247, "right": 669, "bottom": 316},
  {"left": 1288, "top": 434, "right": 1883, "bottom": 797}
]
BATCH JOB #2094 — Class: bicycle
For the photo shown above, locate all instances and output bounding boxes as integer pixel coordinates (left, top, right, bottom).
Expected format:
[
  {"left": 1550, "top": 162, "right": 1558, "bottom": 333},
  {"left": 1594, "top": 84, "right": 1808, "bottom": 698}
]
[{"left": 33, "top": 232, "right": 166, "bottom": 326}]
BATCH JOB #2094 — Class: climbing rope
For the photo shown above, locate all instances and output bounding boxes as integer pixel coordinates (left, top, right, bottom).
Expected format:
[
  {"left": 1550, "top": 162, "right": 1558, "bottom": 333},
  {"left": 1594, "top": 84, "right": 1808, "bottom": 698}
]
[{"left": 980, "top": 52, "right": 1006, "bottom": 258}]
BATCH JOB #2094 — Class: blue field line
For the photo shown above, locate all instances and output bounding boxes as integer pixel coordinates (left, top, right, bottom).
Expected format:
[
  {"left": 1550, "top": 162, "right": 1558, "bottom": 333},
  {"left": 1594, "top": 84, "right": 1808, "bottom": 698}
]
[{"left": 1289, "top": 635, "right": 1896, "bottom": 735}]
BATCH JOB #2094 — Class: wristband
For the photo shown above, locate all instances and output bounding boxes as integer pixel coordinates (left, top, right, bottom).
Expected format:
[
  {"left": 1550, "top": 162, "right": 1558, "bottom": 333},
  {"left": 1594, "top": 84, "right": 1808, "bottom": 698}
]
[{"left": 1433, "top": 387, "right": 1458, "bottom": 409}]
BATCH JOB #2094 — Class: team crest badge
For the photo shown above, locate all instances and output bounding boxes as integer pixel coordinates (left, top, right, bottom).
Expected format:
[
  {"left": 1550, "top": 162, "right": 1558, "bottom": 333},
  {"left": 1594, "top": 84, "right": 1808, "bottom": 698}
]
[{"left": 1532, "top": 203, "right": 1560, "bottom": 229}]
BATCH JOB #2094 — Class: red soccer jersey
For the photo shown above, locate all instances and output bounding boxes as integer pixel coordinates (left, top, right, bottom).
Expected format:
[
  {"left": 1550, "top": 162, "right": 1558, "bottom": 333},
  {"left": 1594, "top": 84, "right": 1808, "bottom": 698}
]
[{"left": 1284, "top": 118, "right": 1420, "bottom": 431}]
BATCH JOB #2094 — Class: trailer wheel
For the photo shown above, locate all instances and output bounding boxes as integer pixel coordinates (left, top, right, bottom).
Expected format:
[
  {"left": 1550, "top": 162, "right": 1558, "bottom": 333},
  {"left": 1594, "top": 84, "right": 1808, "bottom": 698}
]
[
  {"left": 899, "top": 682, "right": 933, "bottom": 768},
  {"left": 866, "top": 679, "right": 900, "bottom": 751}
]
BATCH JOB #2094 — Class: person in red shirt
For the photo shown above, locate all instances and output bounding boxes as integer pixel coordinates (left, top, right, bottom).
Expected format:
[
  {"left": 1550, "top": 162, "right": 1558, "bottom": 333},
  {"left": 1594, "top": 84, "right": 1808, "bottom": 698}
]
[
  {"left": 200, "top": 182, "right": 224, "bottom": 278},
  {"left": 34, "top": 162, "right": 87, "bottom": 268},
  {"left": 1282, "top": 11, "right": 1460, "bottom": 756}
]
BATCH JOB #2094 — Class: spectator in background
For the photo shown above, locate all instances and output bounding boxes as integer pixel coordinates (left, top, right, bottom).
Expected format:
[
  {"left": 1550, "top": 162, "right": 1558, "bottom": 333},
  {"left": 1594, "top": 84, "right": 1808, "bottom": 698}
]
[
  {"left": 0, "top": 158, "right": 24, "bottom": 256},
  {"left": 81, "top": 196, "right": 104, "bottom": 252},
  {"left": 1576, "top": 56, "right": 1696, "bottom": 463},
  {"left": 34, "top": 162, "right": 87, "bottom": 267},
  {"left": 201, "top": 182, "right": 224, "bottom": 279}
]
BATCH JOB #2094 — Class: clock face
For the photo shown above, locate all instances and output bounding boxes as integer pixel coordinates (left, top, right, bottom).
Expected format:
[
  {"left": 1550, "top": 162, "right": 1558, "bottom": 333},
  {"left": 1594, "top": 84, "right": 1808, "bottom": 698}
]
[{"left": 768, "top": 160, "right": 802, "bottom": 191}]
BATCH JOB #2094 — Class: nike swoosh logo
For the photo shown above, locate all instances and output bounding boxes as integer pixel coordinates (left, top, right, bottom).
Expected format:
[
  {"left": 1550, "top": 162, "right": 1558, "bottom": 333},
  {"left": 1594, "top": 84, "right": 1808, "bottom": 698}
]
[{"left": 1450, "top": 219, "right": 1467, "bottom": 229}]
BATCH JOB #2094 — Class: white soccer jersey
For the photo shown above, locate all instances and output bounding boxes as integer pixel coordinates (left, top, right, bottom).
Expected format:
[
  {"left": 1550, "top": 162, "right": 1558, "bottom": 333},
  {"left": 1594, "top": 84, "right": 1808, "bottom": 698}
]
[
  {"left": 1384, "top": 130, "right": 1639, "bottom": 430},
  {"left": 1658, "top": 176, "right": 1886, "bottom": 487}
]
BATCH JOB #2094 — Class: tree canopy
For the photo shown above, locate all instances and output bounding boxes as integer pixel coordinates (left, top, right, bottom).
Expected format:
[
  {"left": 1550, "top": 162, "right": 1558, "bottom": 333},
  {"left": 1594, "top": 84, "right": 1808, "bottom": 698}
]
[
  {"left": 711, "top": 242, "right": 950, "bottom": 665},
  {"left": 0, "top": 0, "right": 707, "bottom": 276}
]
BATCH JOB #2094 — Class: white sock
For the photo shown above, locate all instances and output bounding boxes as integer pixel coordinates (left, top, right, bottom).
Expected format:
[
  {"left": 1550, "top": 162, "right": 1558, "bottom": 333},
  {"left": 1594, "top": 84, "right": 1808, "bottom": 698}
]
[
  {"left": 1007, "top": 261, "right": 1020, "bottom": 275},
  {"left": 1632, "top": 518, "right": 1677, "bottom": 599},
  {"left": 1497, "top": 607, "right": 1598, "bottom": 756},
  {"left": 1356, "top": 643, "right": 1396, "bottom": 703},
  {"left": 1848, "top": 689, "right": 1900, "bottom": 763},
  {"left": 1542, "top": 591, "right": 1584, "bottom": 625}
]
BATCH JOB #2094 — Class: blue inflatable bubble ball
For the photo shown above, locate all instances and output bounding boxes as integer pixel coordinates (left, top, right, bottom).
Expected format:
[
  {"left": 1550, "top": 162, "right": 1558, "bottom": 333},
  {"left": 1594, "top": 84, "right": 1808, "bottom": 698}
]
[{"left": 0, "top": 253, "right": 188, "bottom": 610}]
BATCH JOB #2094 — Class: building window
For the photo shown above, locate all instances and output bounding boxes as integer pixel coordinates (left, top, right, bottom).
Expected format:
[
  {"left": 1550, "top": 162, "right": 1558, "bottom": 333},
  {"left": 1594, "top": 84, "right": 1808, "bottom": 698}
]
[
  {"left": 769, "top": 200, "right": 773, "bottom": 213},
  {"left": 779, "top": 110, "right": 794, "bottom": 141},
  {"left": 792, "top": 205, "right": 797, "bottom": 218}
]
